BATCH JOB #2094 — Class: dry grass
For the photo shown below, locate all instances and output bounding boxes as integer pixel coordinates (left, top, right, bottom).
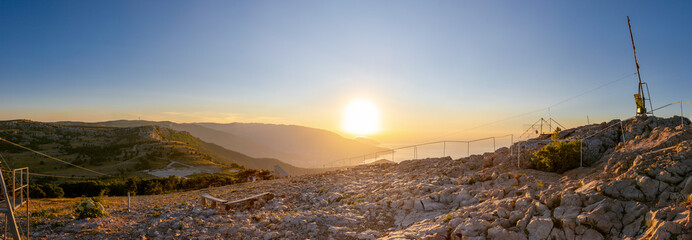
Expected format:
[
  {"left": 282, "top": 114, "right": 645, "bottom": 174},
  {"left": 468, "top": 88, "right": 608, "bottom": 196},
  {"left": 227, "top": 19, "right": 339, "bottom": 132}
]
[{"left": 6, "top": 196, "right": 129, "bottom": 229}]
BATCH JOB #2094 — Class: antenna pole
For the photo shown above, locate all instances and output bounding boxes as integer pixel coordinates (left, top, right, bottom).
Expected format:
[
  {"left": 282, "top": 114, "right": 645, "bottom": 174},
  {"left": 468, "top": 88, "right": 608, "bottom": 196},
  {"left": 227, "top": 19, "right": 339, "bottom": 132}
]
[{"left": 628, "top": 16, "right": 645, "bottom": 114}]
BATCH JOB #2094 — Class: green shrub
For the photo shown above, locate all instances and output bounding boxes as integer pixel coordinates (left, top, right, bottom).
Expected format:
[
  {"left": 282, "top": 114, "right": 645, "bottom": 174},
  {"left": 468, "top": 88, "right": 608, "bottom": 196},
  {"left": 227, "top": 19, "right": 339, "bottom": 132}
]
[
  {"left": 140, "top": 180, "right": 163, "bottom": 195},
  {"left": 31, "top": 184, "right": 64, "bottom": 198},
  {"left": 531, "top": 140, "right": 581, "bottom": 174},
  {"left": 60, "top": 180, "right": 108, "bottom": 198},
  {"left": 43, "top": 184, "right": 65, "bottom": 198},
  {"left": 74, "top": 197, "right": 109, "bottom": 219},
  {"left": 30, "top": 187, "right": 46, "bottom": 198}
]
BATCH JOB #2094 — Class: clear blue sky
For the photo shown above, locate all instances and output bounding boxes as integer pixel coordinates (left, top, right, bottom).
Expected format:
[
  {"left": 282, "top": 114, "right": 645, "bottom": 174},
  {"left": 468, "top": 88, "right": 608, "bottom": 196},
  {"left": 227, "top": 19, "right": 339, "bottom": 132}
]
[{"left": 1, "top": 1, "right": 691, "bottom": 142}]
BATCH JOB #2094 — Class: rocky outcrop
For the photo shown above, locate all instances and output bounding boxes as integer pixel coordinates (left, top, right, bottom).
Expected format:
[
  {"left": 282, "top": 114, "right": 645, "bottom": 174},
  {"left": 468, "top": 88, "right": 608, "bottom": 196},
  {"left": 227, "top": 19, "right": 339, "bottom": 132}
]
[{"left": 27, "top": 116, "right": 692, "bottom": 240}]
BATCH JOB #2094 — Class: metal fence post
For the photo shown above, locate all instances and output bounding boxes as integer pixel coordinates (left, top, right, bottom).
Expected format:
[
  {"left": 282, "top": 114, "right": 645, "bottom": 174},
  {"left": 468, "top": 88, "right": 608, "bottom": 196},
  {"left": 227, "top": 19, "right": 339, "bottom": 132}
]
[
  {"left": 493, "top": 137, "right": 496, "bottom": 152},
  {"left": 12, "top": 170, "right": 15, "bottom": 208},
  {"left": 620, "top": 121, "right": 626, "bottom": 142},
  {"left": 27, "top": 169, "right": 30, "bottom": 238},
  {"left": 467, "top": 142, "right": 470, "bottom": 157},
  {"left": 682, "top": 102, "right": 685, "bottom": 128},
  {"left": 517, "top": 142, "right": 521, "bottom": 168},
  {"left": 443, "top": 142, "right": 446, "bottom": 157},
  {"left": 510, "top": 135, "right": 514, "bottom": 164}
]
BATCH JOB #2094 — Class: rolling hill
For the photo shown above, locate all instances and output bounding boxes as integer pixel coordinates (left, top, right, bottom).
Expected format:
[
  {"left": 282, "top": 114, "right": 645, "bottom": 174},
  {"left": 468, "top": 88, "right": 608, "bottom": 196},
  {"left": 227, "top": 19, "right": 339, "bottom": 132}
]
[
  {"left": 0, "top": 120, "right": 315, "bottom": 178},
  {"left": 57, "top": 120, "right": 387, "bottom": 168}
]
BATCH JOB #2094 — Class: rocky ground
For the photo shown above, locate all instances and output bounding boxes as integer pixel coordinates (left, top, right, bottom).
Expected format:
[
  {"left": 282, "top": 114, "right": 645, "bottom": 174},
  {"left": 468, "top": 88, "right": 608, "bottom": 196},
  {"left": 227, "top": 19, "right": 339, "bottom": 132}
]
[{"left": 23, "top": 116, "right": 692, "bottom": 239}]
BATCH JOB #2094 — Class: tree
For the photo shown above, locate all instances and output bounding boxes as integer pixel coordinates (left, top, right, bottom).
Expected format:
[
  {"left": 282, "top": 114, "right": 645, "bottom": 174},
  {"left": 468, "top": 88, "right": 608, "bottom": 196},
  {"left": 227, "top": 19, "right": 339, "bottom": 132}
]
[{"left": 531, "top": 140, "right": 581, "bottom": 174}]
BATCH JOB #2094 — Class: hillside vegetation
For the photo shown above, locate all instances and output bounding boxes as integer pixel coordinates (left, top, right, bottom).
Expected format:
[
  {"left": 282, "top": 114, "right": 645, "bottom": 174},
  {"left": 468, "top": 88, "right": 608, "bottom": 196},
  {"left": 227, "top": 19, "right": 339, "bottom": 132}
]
[
  {"left": 57, "top": 120, "right": 388, "bottom": 168},
  {"left": 22, "top": 116, "right": 692, "bottom": 239},
  {"left": 0, "top": 120, "right": 314, "bottom": 179}
]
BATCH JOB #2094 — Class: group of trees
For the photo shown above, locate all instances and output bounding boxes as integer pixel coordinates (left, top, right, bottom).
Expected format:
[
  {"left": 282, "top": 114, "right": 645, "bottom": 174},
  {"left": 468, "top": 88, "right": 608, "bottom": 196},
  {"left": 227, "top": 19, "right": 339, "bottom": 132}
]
[{"left": 30, "top": 169, "right": 273, "bottom": 198}]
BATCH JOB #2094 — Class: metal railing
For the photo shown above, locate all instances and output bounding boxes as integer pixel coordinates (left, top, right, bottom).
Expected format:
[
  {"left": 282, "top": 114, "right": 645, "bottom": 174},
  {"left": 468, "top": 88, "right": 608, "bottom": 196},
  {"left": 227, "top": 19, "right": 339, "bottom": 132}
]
[
  {"left": 516, "top": 100, "right": 691, "bottom": 168},
  {"left": 325, "top": 134, "right": 514, "bottom": 168},
  {"left": 326, "top": 100, "right": 690, "bottom": 170},
  {"left": 12, "top": 167, "right": 29, "bottom": 239}
]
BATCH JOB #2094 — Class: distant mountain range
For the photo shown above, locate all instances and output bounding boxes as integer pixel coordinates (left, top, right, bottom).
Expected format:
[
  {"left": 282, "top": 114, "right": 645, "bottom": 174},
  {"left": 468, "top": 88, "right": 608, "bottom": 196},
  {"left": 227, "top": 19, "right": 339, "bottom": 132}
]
[
  {"left": 196, "top": 122, "right": 387, "bottom": 167},
  {"left": 55, "top": 120, "right": 387, "bottom": 168}
]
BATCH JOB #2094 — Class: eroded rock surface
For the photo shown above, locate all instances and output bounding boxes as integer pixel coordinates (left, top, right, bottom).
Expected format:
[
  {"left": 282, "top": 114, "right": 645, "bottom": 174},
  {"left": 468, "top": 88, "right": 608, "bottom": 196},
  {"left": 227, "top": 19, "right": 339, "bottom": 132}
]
[{"left": 32, "top": 116, "right": 692, "bottom": 239}]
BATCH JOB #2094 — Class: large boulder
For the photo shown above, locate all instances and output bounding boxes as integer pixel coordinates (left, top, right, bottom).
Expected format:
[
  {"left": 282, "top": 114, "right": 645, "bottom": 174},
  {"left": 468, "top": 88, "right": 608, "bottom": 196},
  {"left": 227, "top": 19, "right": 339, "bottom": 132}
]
[
  {"left": 526, "top": 216, "right": 553, "bottom": 240},
  {"left": 451, "top": 218, "right": 491, "bottom": 239},
  {"left": 576, "top": 199, "right": 623, "bottom": 236},
  {"left": 598, "top": 179, "right": 645, "bottom": 201}
]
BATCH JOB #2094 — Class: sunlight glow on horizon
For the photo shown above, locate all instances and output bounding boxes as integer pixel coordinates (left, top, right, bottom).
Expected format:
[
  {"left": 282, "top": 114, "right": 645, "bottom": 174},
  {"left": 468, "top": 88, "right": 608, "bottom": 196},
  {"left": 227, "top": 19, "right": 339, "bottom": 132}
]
[{"left": 341, "top": 99, "right": 381, "bottom": 136}]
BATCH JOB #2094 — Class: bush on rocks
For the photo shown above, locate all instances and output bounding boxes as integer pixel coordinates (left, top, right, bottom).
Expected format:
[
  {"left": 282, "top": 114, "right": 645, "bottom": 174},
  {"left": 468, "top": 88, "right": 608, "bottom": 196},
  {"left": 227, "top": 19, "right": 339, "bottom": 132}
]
[
  {"left": 531, "top": 140, "right": 582, "bottom": 174},
  {"left": 74, "top": 197, "right": 109, "bottom": 219}
]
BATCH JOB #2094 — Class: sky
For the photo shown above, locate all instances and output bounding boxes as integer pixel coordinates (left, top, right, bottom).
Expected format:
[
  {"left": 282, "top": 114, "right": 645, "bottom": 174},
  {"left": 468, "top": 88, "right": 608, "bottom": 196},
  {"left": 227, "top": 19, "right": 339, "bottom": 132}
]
[{"left": 1, "top": 1, "right": 691, "bottom": 144}]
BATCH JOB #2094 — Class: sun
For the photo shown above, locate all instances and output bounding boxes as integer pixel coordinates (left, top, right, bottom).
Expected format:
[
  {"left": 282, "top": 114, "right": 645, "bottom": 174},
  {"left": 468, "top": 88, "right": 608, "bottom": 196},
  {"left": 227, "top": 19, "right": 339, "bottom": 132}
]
[{"left": 342, "top": 99, "right": 381, "bottom": 135}]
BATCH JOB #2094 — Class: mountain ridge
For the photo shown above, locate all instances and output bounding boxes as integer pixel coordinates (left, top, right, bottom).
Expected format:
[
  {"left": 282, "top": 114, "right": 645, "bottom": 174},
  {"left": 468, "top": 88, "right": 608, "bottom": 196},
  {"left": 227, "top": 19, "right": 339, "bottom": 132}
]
[
  {"left": 0, "top": 119, "right": 316, "bottom": 177},
  {"left": 198, "top": 122, "right": 388, "bottom": 167},
  {"left": 56, "top": 120, "right": 387, "bottom": 168}
]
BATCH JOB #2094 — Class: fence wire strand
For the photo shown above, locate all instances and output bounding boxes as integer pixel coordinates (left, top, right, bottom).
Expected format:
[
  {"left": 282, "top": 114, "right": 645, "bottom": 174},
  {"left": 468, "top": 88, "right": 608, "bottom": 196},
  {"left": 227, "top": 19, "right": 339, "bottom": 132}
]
[{"left": 329, "top": 100, "right": 689, "bottom": 169}]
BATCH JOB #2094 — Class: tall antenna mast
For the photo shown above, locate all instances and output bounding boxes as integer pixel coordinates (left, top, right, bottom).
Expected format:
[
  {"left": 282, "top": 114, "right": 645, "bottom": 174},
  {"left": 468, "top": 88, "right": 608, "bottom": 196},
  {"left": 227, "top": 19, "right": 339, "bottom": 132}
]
[{"left": 628, "top": 16, "right": 646, "bottom": 115}]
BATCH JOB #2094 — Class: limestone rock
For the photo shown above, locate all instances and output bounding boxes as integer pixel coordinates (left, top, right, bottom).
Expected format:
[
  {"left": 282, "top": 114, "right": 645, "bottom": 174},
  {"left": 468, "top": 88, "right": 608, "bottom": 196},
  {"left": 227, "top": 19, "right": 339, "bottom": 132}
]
[
  {"left": 552, "top": 206, "right": 581, "bottom": 220},
  {"left": 579, "top": 228, "right": 604, "bottom": 240},
  {"left": 487, "top": 226, "right": 527, "bottom": 240},
  {"left": 526, "top": 216, "right": 553, "bottom": 240},
  {"left": 452, "top": 218, "right": 491, "bottom": 239}
]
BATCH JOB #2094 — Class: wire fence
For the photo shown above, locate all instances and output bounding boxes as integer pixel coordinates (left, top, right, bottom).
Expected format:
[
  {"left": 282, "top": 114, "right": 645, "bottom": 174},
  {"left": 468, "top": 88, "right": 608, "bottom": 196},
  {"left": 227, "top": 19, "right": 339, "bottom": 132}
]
[
  {"left": 0, "top": 138, "right": 111, "bottom": 179},
  {"left": 328, "top": 100, "right": 691, "bottom": 169},
  {"left": 323, "top": 134, "right": 514, "bottom": 168},
  {"left": 513, "top": 100, "right": 691, "bottom": 168}
]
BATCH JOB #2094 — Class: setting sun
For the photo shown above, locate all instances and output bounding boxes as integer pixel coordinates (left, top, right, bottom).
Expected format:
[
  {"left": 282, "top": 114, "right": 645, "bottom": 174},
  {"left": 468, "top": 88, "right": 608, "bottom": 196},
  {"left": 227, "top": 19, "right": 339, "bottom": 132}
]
[{"left": 342, "top": 99, "right": 381, "bottom": 135}]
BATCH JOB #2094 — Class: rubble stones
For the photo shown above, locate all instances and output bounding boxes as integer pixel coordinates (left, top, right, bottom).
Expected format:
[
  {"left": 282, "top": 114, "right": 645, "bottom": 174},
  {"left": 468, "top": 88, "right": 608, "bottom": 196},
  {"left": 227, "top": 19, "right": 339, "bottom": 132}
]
[{"left": 28, "top": 116, "right": 692, "bottom": 239}]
